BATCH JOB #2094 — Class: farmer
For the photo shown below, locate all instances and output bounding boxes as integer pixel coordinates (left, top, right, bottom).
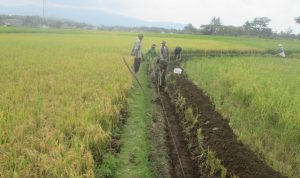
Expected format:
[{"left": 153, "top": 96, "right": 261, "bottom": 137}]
[
  {"left": 158, "top": 41, "right": 169, "bottom": 87},
  {"left": 160, "top": 41, "right": 169, "bottom": 60},
  {"left": 174, "top": 46, "right": 182, "bottom": 60},
  {"left": 277, "top": 44, "right": 286, "bottom": 58},
  {"left": 145, "top": 44, "right": 158, "bottom": 61},
  {"left": 132, "top": 33, "right": 144, "bottom": 73},
  {"left": 145, "top": 44, "right": 159, "bottom": 82}
]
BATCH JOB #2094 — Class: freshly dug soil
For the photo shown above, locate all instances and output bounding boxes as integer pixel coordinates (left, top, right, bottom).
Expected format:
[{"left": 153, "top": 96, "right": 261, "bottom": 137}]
[
  {"left": 149, "top": 63, "right": 212, "bottom": 178},
  {"left": 168, "top": 74, "right": 286, "bottom": 178},
  {"left": 158, "top": 92, "right": 200, "bottom": 178}
]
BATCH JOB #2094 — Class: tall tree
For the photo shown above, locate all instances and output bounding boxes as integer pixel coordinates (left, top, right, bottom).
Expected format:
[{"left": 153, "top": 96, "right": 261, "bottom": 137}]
[
  {"left": 210, "top": 17, "right": 222, "bottom": 26},
  {"left": 210, "top": 17, "right": 222, "bottom": 34},
  {"left": 184, "top": 23, "right": 197, "bottom": 34},
  {"left": 252, "top": 17, "right": 271, "bottom": 29},
  {"left": 295, "top": 17, "right": 300, "bottom": 24},
  {"left": 243, "top": 17, "right": 272, "bottom": 36},
  {"left": 200, "top": 17, "right": 222, "bottom": 35}
]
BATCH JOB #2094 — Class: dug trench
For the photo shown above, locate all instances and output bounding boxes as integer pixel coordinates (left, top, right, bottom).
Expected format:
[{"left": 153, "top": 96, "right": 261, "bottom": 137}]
[
  {"left": 157, "top": 90, "right": 201, "bottom": 178},
  {"left": 160, "top": 61, "right": 286, "bottom": 178},
  {"left": 149, "top": 64, "right": 213, "bottom": 178}
]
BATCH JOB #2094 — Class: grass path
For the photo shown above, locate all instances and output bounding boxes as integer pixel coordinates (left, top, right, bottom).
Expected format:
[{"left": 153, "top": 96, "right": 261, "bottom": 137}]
[{"left": 115, "top": 64, "right": 153, "bottom": 178}]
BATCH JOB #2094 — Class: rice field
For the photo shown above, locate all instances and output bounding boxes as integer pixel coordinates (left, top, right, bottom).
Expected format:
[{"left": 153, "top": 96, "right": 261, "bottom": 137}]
[
  {"left": 0, "top": 32, "right": 133, "bottom": 177},
  {"left": 184, "top": 57, "right": 300, "bottom": 177},
  {"left": 0, "top": 27, "right": 300, "bottom": 177}
]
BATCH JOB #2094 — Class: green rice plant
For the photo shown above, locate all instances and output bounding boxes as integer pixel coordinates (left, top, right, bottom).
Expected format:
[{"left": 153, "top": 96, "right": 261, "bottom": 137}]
[
  {"left": 196, "top": 128, "right": 205, "bottom": 156},
  {"left": 206, "top": 148, "right": 228, "bottom": 178},
  {"left": 183, "top": 107, "right": 198, "bottom": 138}
]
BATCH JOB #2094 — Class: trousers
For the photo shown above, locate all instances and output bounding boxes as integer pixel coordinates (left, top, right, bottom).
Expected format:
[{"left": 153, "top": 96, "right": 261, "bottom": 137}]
[{"left": 134, "top": 58, "right": 141, "bottom": 73}]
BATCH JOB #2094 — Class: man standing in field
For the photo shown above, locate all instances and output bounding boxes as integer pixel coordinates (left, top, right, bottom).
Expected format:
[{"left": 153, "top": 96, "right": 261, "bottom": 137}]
[
  {"left": 145, "top": 44, "right": 158, "bottom": 61},
  {"left": 159, "top": 41, "right": 169, "bottom": 63},
  {"left": 132, "top": 33, "right": 144, "bottom": 73},
  {"left": 158, "top": 41, "right": 169, "bottom": 87},
  {"left": 145, "top": 44, "right": 159, "bottom": 82},
  {"left": 174, "top": 46, "right": 182, "bottom": 60}
]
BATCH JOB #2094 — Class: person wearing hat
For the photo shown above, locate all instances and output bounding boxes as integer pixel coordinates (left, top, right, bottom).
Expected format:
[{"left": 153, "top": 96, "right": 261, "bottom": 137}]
[
  {"left": 160, "top": 41, "right": 169, "bottom": 60},
  {"left": 158, "top": 41, "right": 169, "bottom": 87},
  {"left": 145, "top": 44, "right": 158, "bottom": 61},
  {"left": 277, "top": 44, "right": 286, "bottom": 58},
  {"left": 145, "top": 44, "right": 159, "bottom": 82},
  {"left": 131, "top": 33, "right": 144, "bottom": 73}
]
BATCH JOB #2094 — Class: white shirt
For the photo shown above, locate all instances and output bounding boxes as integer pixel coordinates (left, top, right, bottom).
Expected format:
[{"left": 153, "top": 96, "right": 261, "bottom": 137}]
[{"left": 134, "top": 38, "right": 142, "bottom": 58}]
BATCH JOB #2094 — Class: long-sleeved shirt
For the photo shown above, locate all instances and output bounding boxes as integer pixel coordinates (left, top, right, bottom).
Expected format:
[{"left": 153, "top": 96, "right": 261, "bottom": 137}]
[
  {"left": 160, "top": 46, "right": 169, "bottom": 60},
  {"left": 145, "top": 48, "right": 158, "bottom": 61},
  {"left": 134, "top": 38, "right": 143, "bottom": 58}
]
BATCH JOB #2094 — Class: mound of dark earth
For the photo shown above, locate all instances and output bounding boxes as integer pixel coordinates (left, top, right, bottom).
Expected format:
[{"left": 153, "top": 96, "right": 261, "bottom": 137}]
[{"left": 167, "top": 74, "right": 285, "bottom": 178}]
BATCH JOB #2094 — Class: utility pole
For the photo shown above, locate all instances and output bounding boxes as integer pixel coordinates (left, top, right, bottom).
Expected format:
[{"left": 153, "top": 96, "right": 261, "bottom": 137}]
[
  {"left": 42, "top": 0, "right": 46, "bottom": 24},
  {"left": 43, "top": 0, "right": 45, "bottom": 18}
]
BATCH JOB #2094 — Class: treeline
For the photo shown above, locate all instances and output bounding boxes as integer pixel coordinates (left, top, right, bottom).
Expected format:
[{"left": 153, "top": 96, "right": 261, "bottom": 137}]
[
  {"left": 98, "top": 16, "right": 300, "bottom": 39},
  {"left": 0, "top": 15, "right": 96, "bottom": 29},
  {"left": 98, "top": 26, "right": 181, "bottom": 34},
  {"left": 184, "top": 17, "right": 300, "bottom": 39},
  {"left": 101, "top": 16, "right": 300, "bottom": 39},
  {"left": 1, "top": 15, "right": 300, "bottom": 39}
]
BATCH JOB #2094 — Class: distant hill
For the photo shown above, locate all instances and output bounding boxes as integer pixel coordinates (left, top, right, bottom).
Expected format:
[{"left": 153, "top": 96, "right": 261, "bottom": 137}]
[
  {"left": 0, "top": 15, "right": 97, "bottom": 30},
  {"left": 0, "top": 5, "right": 185, "bottom": 29}
]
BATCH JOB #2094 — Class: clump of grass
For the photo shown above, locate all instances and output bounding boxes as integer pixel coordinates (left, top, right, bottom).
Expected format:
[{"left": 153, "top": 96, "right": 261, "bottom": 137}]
[
  {"left": 183, "top": 107, "right": 198, "bottom": 139},
  {"left": 206, "top": 148, "right": 228, "bottom": 178}
]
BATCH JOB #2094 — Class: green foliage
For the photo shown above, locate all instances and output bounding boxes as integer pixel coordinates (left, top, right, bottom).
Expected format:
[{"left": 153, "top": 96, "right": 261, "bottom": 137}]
[
  {"left": 200, "top": 17, "right": 223, "bottom": 35},
  {"left": 174, "top": 92, "right": 186, "bottom": 113},
  {"left": 115, "top": 64, "right": 153, "bottom": 178},
  {"left": 206, "top": 149, "right": 228, "bottom": 178},
  {"left": 183, "top": 107, "right": 198, "bottom": 137},
  {"left": 243, "top": 17, "right": 273, "bottom": 36},
  {"left": 196, "top": 129, "right": 205, "bottom": 156},
  {"left": 184, "top": 23, "right": 198, "bottom": 34},
  {"left": 0, "top": 15, "right": 96, "bottom": 29},
  {"left": 295, "top": 17, "right": 300, "bottom": 24},
  {"left": 94, "top": 153, "right": 118, "bottom": 178},
  {"left": 185, "top": 57, "right": 300, "bottom": 177}
]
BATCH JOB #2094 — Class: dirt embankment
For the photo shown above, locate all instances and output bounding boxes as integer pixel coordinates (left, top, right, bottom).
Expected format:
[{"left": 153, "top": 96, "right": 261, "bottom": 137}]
[{"left": 166, "top": 73, "right": 286, "bottom": 178}]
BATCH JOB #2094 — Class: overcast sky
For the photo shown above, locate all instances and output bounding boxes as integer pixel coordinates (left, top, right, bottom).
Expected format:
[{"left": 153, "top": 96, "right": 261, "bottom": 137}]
[{"left": 1, "top": 0, "right": 300, "bottom": 33}]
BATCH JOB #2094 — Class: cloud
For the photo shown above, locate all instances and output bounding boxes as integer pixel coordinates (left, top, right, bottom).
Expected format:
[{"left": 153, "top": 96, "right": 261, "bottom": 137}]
[
  {"left": 91, "top": 0, "right": 300, "bottom": 33},
  {"left": 1, "top": 0, "right": 299, "bottom": 33},
  {"left": 0, "top": 0, "right": 37, "bottom": 6}
]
